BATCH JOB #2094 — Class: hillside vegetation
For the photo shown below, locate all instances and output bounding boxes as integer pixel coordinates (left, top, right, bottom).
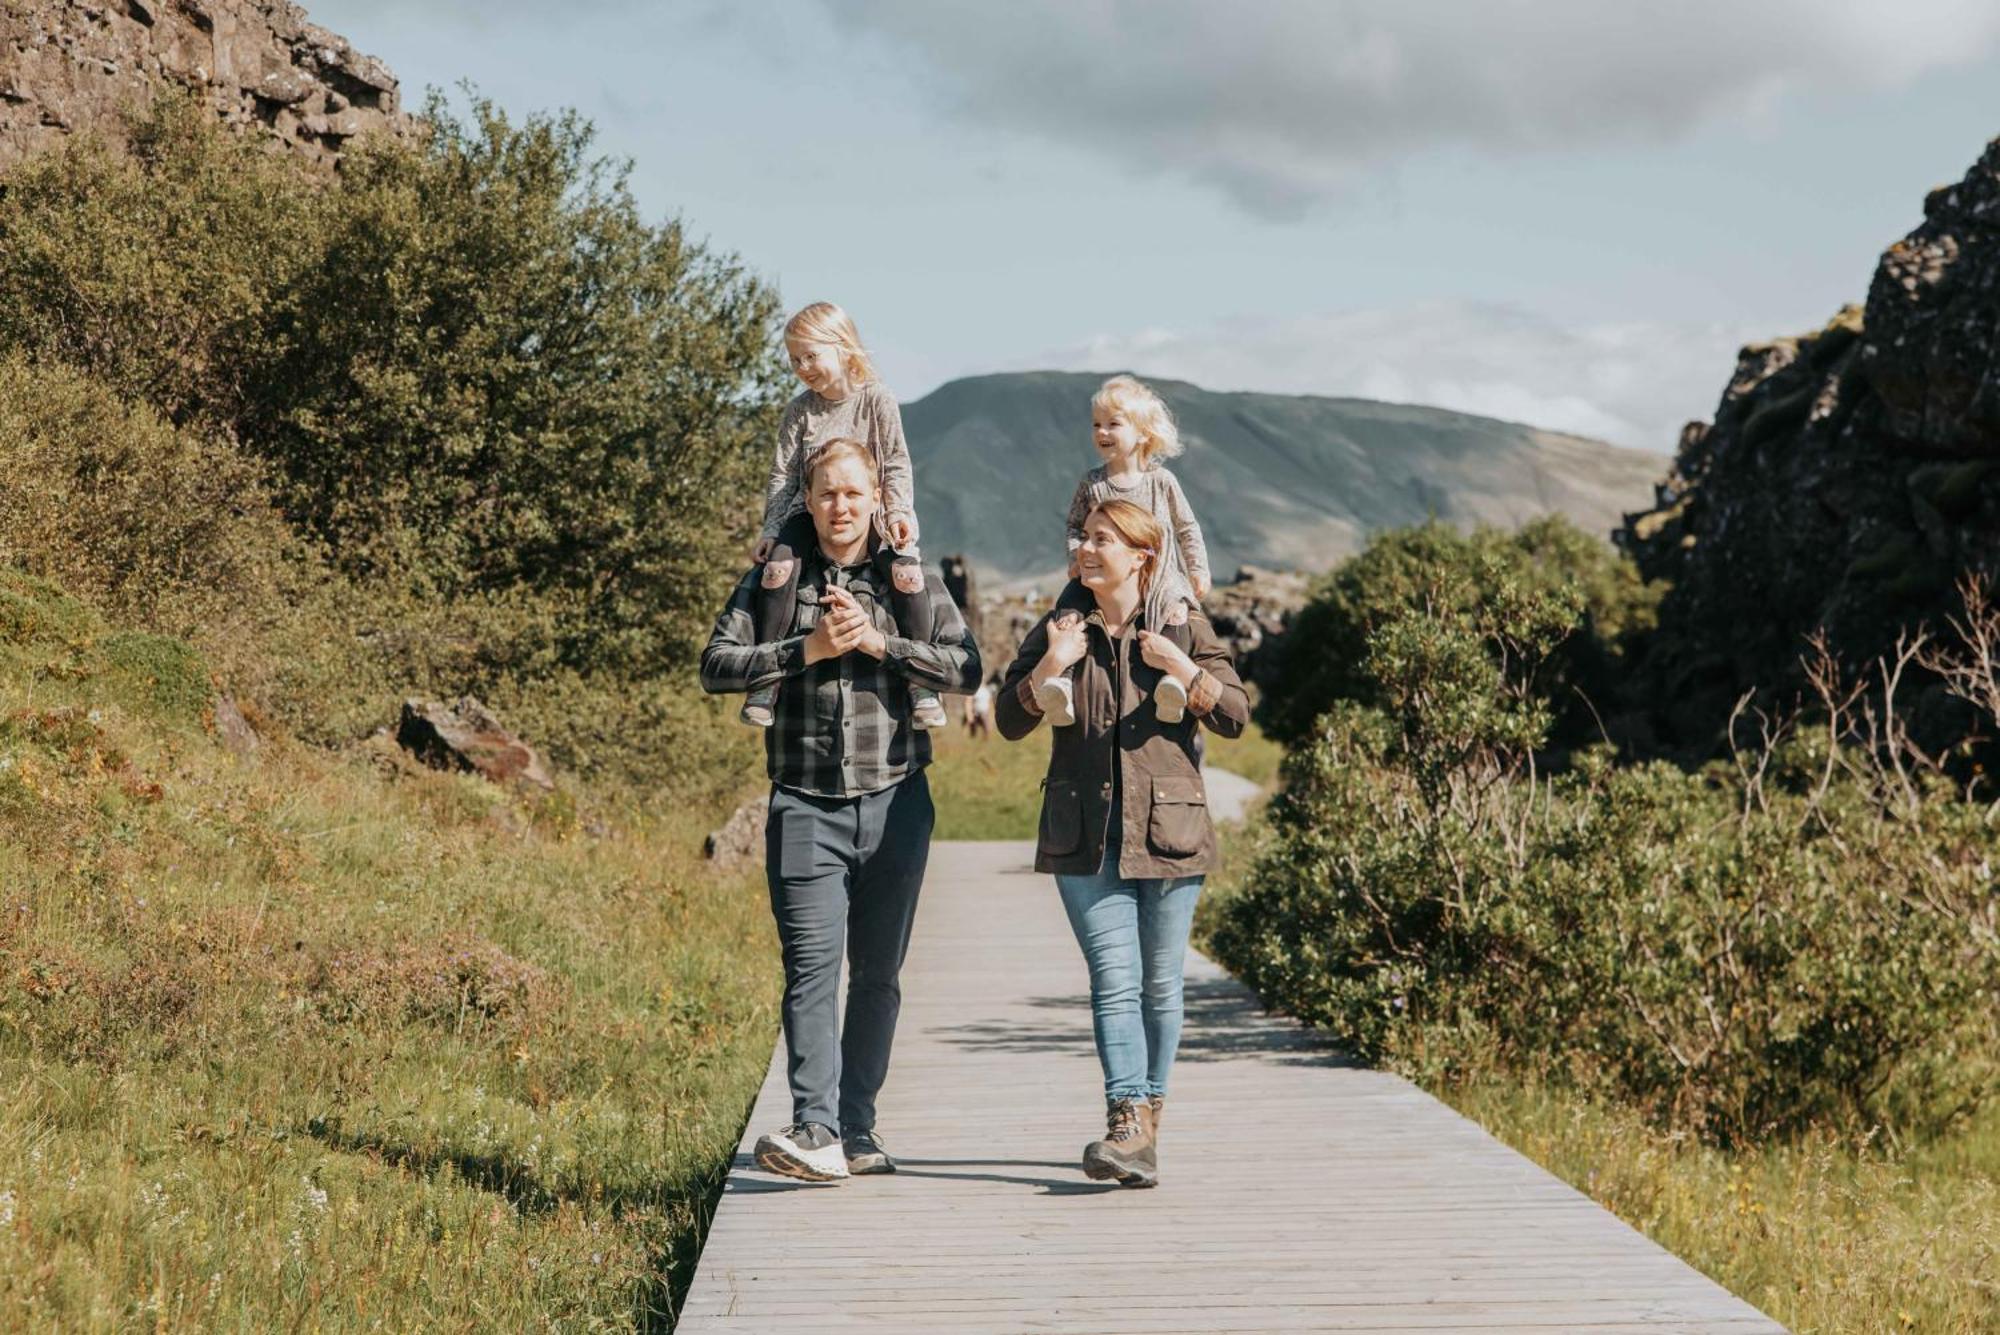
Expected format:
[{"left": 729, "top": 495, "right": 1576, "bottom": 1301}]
[
  {"left": 1202, "top": 516, "right": 2000, "bottom": 1329},
  {"left": 0, "top": 92, "right": 788, "bottom": 1329}
]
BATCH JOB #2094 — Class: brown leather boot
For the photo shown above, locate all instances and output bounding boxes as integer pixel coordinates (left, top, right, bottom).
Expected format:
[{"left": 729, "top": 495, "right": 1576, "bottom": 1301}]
[
  {"left": 1081, "top": 1098, "right": 1157, "bottom": 1187},
  {"left": 1148, "top": 1094, "right": 1165, "bottom": 1135}
]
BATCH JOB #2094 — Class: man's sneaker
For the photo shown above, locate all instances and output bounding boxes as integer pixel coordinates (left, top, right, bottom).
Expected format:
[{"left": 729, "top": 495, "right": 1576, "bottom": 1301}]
[
  {"left": 843, "top": 1128, "right": 897, "bottom": 1175},
  {"left": 911, "top": 688, "right": 948, "bottom": 730},
  {"left": 753, "top": 1123, "right": 848, "bottom": 1182},
  {"left": 1034, "top": 674, "right": 1077, "bottom": 727},
  {"left": 1154, "top": 675, "right": 1188, "bottom": 724},
  {"left": 739, "top": 683, "right": 777, "bottom": 728},
  {"left": 1081, "top": 1098, "right": 1157, "bottom": 1188}
]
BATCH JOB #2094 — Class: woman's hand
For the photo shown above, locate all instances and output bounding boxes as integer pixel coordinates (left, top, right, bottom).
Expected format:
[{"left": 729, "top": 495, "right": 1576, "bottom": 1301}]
[
  {"left": 1137, "top": 630, "right": 1198, "bottom": 687},
  {"left": 750, "top": 536, "right": 775, "bottom": 564}
]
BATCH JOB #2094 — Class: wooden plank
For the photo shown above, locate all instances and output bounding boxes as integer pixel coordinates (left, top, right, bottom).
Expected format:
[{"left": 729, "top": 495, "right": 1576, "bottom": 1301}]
[{"left": 679, "top": 784, "right": 1783, "bottom": 1333}]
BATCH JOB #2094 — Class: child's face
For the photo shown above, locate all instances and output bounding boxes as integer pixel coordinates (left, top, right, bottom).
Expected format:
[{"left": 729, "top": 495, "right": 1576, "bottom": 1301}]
[
  {"left": 788, "top": 338, "right": 851, "bottom": 398},
  {"left": 1092, "top": 405, "right": 1144, "bottom": 464}
]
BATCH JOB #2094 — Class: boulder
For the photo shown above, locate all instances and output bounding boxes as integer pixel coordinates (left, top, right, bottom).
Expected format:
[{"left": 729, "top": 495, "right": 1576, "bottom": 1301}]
[
  {"left": 395, "top": 697, "right": 554, "bottom": 792},
  {"left": 1617, "top": 134, "right": 2000, "bottom": 757},
  {"left": 210, "top": 693, "right": 259, "bottom": 754},
  {"left": 0, "top": 0, "right": 412, "bottom": 175},
  {"left": 703, "top": 795, "right": 767, "bottom": 872}
]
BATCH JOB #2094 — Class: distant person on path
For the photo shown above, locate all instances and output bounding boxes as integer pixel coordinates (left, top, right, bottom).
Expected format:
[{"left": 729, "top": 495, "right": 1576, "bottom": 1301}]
[
  {"left": 964, "top": 674, "right": 996, "bottom": 739},
  {"left": 1037, "top": 375, "right": 1212, "bottom": 728},
  {"left": 701, "top": 439, "right": 981, "bottom": 1181},
  {"left": 740, "top": 302, "right": 948, "bottom": 732},
  {"left": 996, "top": 499, "right": 1247, "bottom": 1188}
]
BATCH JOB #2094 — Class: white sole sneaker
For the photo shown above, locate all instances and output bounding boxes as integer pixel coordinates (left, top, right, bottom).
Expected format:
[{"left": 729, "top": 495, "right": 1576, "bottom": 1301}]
[
  {"left": 754, "top": 1129, "right": 849, "bottom": 1182},
  {"left": 1155, "top": 675, "right": 1188, "bottom": 724},
  {"left": 1034, "top": 675, "right": 1076, "bottom": 727}
]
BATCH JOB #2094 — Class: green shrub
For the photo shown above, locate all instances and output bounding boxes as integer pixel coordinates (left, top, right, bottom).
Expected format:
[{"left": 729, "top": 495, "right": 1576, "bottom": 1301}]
[
  {"left": 244, "top": 93, "right": 787, "bottom": 685},
  {"left": 1212, "top": 531, "right": 2000, "bottom": 1145},
  {"left": 1261, "top": 516, "right": 1658, "bottom": 750},
  {"left": 0, "top": 92, "right": 787, "bottom": 780}
]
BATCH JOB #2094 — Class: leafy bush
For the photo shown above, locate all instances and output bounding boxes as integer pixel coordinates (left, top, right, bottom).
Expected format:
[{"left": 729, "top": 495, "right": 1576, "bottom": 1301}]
[
  {"left": 1211, "top": 531, "right": 2000, "bottom": 1145},
  {"left": 0, "top": 94, "right": 786, "bottom": 782},
  {"left": 1261, "top": 516, "right": 1658, "bottom": 751},
  {"left": 245, "top": 93, "right": 787, "bottom": 682}
]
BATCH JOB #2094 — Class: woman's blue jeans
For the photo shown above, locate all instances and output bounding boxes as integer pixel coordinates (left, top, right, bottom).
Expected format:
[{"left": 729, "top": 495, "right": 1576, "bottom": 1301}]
[{"left": 1055, "top": 827, "right": 1204, "bottom": 1105}]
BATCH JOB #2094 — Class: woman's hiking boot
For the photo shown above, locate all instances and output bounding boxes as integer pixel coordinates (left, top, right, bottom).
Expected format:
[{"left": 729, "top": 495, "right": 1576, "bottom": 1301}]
[{"left": 1081, "top": 1097, "right": 1157, "bottom": 1187}]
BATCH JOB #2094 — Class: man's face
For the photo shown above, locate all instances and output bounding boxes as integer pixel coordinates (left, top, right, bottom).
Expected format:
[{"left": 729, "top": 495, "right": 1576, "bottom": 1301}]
[{"left": 809, "top": 455, "right": 879, "bottom": 551}]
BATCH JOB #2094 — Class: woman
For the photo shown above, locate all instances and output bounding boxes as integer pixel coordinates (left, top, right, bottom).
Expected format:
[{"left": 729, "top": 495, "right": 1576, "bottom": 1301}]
[{"left": 995, "top": 499, "right": 1250, "bottom": 1187}]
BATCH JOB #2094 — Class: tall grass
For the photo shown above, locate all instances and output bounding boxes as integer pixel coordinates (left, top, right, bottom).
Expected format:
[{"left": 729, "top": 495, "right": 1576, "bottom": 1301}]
[
  {"left": 0, "top": 571, "right": 779, "bottom": 1330},
  {"left": 1442, "top": 1078, "right": 2000, "bottom": 1334}
]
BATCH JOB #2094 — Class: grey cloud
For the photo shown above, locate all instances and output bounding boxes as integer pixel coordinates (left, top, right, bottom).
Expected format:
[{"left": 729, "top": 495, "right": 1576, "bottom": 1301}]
[{"left": 819, "top": 0, "right": 2000, "bottom": 217}]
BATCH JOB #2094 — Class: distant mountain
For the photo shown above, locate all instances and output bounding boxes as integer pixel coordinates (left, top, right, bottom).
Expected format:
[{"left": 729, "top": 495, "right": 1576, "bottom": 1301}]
[{"left": 904, "top": 372, "right": 1667, "bottom": 584}]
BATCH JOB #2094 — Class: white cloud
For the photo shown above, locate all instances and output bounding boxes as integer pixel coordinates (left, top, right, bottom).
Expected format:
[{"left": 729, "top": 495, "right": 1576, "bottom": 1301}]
[
  {"left": 820, "top": 0, "right": 2000, "bottom": 217},
  {"left": 1010, "top": 303, "right": 1778, "bottom": 452}
]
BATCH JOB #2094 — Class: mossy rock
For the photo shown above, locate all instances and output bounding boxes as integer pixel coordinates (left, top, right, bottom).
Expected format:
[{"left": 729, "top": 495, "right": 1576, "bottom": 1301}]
[
  {"left": 1845, "top": 529, "right": 1923, "bottom": 580},
  {"left": 1906, "top": 460, "right": 1994, "bottom": 519},
  {"left": 1739, "top": 382, "right": 1816, "bottom": 449},
  {"left": 101, "top": 632, "right": 210, "bottom": 723}
]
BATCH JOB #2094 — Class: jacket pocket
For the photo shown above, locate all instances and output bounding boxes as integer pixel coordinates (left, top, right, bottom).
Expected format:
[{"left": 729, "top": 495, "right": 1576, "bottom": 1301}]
[
  {"left": 1039, "top": 778, "right": 1083, "bottom": 856},
  {"left": 1146, "top": 774, "right": 1208, "bottom": 857}
]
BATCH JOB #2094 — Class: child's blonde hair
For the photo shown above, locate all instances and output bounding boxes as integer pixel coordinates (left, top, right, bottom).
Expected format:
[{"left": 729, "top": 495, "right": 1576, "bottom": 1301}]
[
  {"left": 784, "top": 302, "right": 877, "bottom": 387},
  {"left": 1092, "top": 374, "right": 1181, "bottom": 464}
]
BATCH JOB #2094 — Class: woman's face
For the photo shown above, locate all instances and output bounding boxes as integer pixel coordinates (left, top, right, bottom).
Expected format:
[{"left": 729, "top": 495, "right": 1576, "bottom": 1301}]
[{"left": 1076, "top": 511, "right": 1148, "bottom": 595}]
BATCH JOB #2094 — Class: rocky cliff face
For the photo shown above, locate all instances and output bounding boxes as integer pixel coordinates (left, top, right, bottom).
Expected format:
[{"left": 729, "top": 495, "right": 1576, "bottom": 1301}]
[
  {"left": 1618, "top": 135, "right": 2000, "bottom": 753},
  {"left": 0, "top": 1, "right": 407, "bottom": 173}
]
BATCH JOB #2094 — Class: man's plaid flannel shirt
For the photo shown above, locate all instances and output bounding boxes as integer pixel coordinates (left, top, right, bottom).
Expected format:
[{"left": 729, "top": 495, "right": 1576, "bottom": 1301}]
[{"left": 699, "top": 549, "right": 981, "bottom": 798}]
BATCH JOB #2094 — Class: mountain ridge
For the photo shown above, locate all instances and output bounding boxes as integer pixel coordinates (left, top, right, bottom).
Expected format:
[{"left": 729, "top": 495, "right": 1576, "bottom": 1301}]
[{"left": 903, "top": 369, "right": 1667, "bottom": 583}]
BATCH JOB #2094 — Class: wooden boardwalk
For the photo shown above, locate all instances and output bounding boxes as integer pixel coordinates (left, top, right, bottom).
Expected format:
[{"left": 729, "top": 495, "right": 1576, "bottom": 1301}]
[{"left": 680, "top": 772, "right": 1782, "bottom": 1333}]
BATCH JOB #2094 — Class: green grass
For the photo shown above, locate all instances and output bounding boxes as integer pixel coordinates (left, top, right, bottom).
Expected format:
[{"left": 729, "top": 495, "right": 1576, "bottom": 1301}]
[
  {"left": 1442, "top": 1078, "right": 1999, "bottom": 1334},
  {"left": 0, "top": 571, "right": 780, "bottom": 1331},
  {"left": 925, "top": 718, "right": 1283, "bottom": 841}
]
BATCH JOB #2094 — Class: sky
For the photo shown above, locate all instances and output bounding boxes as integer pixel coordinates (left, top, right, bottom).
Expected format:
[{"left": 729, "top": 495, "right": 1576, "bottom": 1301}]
[{"left": 306, "top": 1, "right": 2000, "bottom": 453}]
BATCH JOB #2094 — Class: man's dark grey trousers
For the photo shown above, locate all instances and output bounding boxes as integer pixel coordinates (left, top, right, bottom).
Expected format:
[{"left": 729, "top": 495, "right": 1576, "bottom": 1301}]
[{"left": 764, "top": 770, "right": 933, "bottom": 1134}]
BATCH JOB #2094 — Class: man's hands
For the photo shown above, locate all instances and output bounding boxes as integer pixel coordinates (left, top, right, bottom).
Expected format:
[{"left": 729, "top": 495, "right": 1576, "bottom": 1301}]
[{"left": 802, "top": 584, "right": 886, "bottom": 664}]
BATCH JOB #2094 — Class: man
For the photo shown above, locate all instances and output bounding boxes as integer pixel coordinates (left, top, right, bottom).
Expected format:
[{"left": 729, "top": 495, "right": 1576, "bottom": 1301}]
[{"left": 700, "top": 437, "right": 981, "bottom": 1181}]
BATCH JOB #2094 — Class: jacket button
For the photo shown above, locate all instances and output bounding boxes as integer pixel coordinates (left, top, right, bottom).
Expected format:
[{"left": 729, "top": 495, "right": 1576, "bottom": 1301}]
[{"left": 1100, "top": 782, "right": 1112, "bottom": 795}]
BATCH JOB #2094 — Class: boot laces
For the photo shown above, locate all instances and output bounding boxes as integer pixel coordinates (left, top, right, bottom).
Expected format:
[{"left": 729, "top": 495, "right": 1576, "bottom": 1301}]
[{"left": 1105, "top": 1100, "right": 1142, "bottom": 1142}]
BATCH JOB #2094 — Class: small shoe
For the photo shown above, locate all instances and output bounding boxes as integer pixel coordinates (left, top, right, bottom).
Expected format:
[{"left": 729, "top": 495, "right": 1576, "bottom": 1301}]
[
  {"left": 753, "top": 1123, "right": 848, "bottom": 1182},
  {"left": 739, "top": 683, "right": 777, "bottom": 728},
  {"left": 911, "top": 688, "right": 948, "bottom": 731},
  {"left": 1154, "top": 675, "right": 1188, "bottom": 724},
  {"left": 1034, "top": 674, "right": 1077, "bottom": 727},
  {"left": 843, "top": 1128, "right": 897, "bottom": 1175}
]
